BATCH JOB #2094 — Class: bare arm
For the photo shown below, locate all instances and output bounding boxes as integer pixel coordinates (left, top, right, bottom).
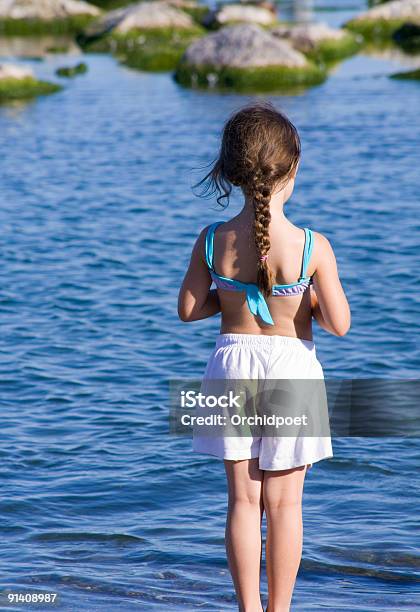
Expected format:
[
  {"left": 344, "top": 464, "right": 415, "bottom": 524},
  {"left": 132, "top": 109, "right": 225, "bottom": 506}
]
[
  {"left": 310, "top": 233, "right": 351, "bottom": 337},
  {"left": 178, "top": 227, "right": 221, "bottom": 322}
]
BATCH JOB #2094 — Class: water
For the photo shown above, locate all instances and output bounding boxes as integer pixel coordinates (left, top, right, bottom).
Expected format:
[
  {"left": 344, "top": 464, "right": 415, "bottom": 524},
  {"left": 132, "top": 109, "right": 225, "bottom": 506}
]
[{"left": 0, "top": 1, "right": 419, "bottom": 610}]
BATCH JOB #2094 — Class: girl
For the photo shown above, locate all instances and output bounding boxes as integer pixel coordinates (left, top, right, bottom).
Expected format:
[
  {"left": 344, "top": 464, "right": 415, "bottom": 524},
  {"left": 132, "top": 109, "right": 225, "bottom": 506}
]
[{"left": 178, "top": 103, "right": 350, "bottom": 612}]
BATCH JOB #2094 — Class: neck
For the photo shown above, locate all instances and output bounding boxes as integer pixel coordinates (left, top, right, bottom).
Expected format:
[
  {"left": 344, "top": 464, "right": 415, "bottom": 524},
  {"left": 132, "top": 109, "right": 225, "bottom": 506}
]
[{"left": 240, "top": 188, "right": 290, "bottom": 223}]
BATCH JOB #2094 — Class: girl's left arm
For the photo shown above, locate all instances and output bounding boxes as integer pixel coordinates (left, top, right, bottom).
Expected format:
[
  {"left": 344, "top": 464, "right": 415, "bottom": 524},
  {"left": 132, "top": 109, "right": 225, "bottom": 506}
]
[{"left": 178, "top": 227, "right": 221, "bottom": 322}]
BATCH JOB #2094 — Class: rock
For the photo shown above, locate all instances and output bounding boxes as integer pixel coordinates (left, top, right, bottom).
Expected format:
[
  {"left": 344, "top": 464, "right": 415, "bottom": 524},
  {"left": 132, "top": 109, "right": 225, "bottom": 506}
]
[
  {"left": 0, "top": 35, "right": 79, "bottom": 57},
  {"left": 176, "top": 24, "right": 326, "bottom": 91},
  {"left": 271, "top": 22, "right": 361, "bottom": 61},
  {"left": 183, "top": 23, "right": 307, "bottom": 68},
  {"left": 87, "top": 1, "right": 195, "bottom": 37},
  {"left": 272, "top": 23, "right": 346, "bottom": 51},
  {"left": 45, "top": 44, "right": 70, "bottom": 53},
  {"left": 56, "top": 61, "right": 88, "bottom": 77},
  {"left": 0, "top": 61, "right": 61, "bottom": 102},
  {"left": 79, "top": 2, "right": 203, "bottom": 72},
  {"left": 393, "top": 21, "right": 420, "bottom": 50},
  {"left": 0, "top": 0, "right": 100, "bottom": 20},
  {"left": 0, "top": 62, "right": 34, "bottom": 79},
  {"left": 165, "top": 0, "right": 210, "bottom": 25},
  {"left": 346, "top": 0, "right": 420, "bottom": 41},
  {"left": 352, "top": 0, "right": 420, "bottom": 22},
  {"left": 242, "top": 1, "right": 276, "bottom": 11},
  {"left": 390, "top": 66, "right": 420, "bottom": 78},
  {"left": 203, "top": 4, "right": 276, "bottom": 29},
  {"left": 165, "top": 0, "right": 204, "bottom": 8},
  {"left": 81, "top": 5, "right": 128, "bottom": 39},
  {"left": 115, "top": 2, "right": 195, "bottom": 32},
  {"left": 0, "top": 0, "right": 100, "bottom": 34}
]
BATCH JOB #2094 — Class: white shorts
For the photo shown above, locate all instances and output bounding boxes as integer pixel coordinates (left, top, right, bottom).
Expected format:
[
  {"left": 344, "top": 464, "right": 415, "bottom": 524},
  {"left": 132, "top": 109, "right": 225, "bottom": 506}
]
[{"left": 192, "top": 333, "right": 333, "bottom": 471}]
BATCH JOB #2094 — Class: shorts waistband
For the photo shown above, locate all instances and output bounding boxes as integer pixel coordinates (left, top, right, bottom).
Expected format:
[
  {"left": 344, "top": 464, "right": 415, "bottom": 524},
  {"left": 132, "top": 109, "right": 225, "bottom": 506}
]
[{"left": 215, "top": 333, "right": 315, "bottom": 352}]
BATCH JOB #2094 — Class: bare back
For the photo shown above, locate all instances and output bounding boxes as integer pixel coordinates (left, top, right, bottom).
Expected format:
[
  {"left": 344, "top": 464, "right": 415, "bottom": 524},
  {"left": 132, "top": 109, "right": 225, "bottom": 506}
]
[
  {"left": 178, "top": 207, "right": 350, "bottom": 339},
  {"left": 211, "top": 217, "right": 315, "bottom": 340}
]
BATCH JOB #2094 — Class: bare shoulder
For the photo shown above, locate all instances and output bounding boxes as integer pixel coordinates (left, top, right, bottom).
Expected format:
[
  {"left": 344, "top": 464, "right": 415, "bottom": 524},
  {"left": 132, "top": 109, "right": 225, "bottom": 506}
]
[
  {"left": 309, "top": 231, "right": 337, "bottom": 275},
  {"left": 193, "top": 224, "right": 211, "bottom": 253},
  {"left": 197, "top": 224, "right": 211, "bottom": 242},
  {"left": 193, "top": 223, "right": 217, "bottom": 262},
  {"left": 312, "top": 230, "right": 335, "bottom": 256}
]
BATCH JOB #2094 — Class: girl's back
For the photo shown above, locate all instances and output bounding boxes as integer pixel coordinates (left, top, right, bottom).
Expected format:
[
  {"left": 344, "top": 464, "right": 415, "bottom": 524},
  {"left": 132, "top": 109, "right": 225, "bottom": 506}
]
[{"left": 212, "top": 218, "right": 315, "bottom": 339}]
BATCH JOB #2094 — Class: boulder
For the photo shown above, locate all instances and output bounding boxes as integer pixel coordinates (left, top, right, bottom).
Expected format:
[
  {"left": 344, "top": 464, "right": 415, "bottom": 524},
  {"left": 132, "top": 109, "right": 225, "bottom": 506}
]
[
  {"left": 390, "top": 66, "right": 420, "bottom": 78},
  {"left": 85, "top": 0, "right": 195, "bottom": 38},
  {"left": 0, "top": 62, "right": 61, "bottom": 102},
  {"left": 353, "top": 0, "right": 420, "bottom": 22},
  {"left": 271, "top": 22, "right": 361, "bottom": 61},
  {"left": 0, "top": 35, "right": 79, "bottom": 57},
  {"left": 0, "top": 62, "right": 34, "bottom": 79},
  {"left": 56, "top": 61, "right": 88, "bottom": 77},
  {"left": 176, "top": 24, "right": 326, "bottom": 91},
  {"left": 164, "top": 0, "right": 210, "bottom": 25},
  {"left": 272, "top": 23, "right": 346, "bottom": 51},
  {"left": 165, "top": 0, "right": 205, "bottom": 9},
  {"left": 0, "top": 0, "right": 100, "bottom": 34},
  {"left": 183, "top": 23, "right": 307, "bottom": 68},
  {"left": 0, "top": 0, "right": 100, "bottom": 20},
  {"left": 346, "top": 0, "right": 420, "bottom": 40},
  {"left": 203, "top": 4, "right": 277, "bottom": 29},
  {"left": 115, "top": 2, "right": 195, "bottom": 32},
  {"left": 79, "top": 2, "right": 203, "bottom": 72}
]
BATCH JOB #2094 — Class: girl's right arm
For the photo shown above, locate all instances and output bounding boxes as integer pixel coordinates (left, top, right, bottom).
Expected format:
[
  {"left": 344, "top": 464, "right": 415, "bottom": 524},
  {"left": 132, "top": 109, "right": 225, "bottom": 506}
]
[
  {"left": 311, "top": 233, "right": 351, "bottom": 337},
  {"left": 178, "top": 227, "right": 221, "bottom": 322}
]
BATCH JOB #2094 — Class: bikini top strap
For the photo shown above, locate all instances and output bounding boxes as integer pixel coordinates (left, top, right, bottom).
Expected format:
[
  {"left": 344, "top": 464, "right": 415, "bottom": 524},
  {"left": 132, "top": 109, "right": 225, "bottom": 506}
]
[
  {"left": 204, "top": 221, "right": 224, "bottom": 270},
  {"left": 299, "top": 228, "right": 314, "bottom": 281}
]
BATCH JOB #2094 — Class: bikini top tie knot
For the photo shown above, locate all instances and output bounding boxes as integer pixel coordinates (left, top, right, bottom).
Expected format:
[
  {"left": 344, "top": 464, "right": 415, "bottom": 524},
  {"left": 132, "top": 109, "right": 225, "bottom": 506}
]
[{"left": 204, "top": 221, "right": 314, "bottom": 326}]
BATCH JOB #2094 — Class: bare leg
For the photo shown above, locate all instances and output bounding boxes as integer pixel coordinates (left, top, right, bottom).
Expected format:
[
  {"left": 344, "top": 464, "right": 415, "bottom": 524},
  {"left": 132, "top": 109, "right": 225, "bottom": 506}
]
[
  {"left": 263, "top": 465, "right": 307, "bottom": 612},
  {"left": 224, "top": 458, "right": 265, "bottom": 612}
]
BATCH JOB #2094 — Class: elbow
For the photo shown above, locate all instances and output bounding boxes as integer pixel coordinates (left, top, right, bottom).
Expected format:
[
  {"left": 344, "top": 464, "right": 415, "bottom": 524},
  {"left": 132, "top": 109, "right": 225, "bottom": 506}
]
[
  {"left": 179, "top": 312, "right": 194, "bottom": 323},
  {"left": 177, "top": 304, "right": 196, "bottom": 323},
  {"left": 333, "top": 326, "right": 349, "bottom": 337},
  {"left": 178, "top": 308, "right": 192, "bottom": 323},
  {"left": 177, "top": 296, "right": 191, "bottom": 322},
  {"left": 332, "top": 316, "right": 351, "bottom": 337}
]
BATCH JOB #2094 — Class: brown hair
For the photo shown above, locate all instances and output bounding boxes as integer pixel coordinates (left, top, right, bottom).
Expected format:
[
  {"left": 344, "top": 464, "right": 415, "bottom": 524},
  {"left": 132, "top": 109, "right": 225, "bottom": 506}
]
[{"left": 196, "top": 102, "right": 301, "bottom": 296}]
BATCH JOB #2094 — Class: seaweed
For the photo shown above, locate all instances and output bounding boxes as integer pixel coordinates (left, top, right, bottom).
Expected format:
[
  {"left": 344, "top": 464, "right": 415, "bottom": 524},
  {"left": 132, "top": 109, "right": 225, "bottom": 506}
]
[
  {"left": 174, "top": 61, "right": 326, "bottom": 93},
  {"left": 0, "top": 77, "right": 61, "bottom": 103}
]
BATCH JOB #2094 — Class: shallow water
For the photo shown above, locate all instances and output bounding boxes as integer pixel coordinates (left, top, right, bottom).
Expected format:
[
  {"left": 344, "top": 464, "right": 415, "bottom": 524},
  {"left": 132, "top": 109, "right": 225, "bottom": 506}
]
[{"left": 0, "top": 0, "right": 419, "bottom": 610}]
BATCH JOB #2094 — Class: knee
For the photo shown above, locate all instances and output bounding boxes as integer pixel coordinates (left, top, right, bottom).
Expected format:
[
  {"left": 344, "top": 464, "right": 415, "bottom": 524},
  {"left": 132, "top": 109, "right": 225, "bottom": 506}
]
[
  {"left": 228, "top": 491, "right": 262, "bottom": 508},
  {"left": 263, "top": 495, "right": 302, "bottom": 515}
]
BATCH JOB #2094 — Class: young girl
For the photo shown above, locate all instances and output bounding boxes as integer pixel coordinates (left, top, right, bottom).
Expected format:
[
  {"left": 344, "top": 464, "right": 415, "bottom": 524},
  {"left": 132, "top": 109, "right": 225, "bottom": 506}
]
[{"left": 178, "top": 103, "right": 350, "bottom": 612}]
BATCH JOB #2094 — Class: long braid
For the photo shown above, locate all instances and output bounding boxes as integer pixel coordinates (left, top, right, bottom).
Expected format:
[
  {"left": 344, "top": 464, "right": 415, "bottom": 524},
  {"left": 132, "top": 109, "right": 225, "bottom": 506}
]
[{"left": 253, "top": 171, "right": 274, "bottom": 297}]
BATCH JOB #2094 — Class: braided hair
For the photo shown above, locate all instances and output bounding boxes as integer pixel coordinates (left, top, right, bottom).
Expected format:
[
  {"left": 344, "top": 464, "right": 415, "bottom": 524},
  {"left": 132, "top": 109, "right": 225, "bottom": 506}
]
[{"left": 195, "top": 102, "right": 301, "bottom": 296}]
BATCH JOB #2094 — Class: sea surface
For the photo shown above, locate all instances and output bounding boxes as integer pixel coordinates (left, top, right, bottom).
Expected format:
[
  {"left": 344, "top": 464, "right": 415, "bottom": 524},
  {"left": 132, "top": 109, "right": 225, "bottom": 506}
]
[{"left": 0, "top": 1, "right": 419, "bottom": 610}]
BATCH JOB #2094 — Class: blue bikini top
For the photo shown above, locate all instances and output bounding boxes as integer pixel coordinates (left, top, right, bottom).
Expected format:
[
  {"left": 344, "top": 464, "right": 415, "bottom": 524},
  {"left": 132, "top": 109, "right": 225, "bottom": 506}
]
[{"left": 205, "top": 221, "right": 314, "bottom": 326}]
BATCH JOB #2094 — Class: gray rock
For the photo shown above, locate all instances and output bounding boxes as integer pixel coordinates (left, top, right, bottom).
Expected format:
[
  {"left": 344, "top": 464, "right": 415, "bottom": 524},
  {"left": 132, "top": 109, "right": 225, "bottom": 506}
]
[
  {"left": 88, "top": 1, "right": 195, "bottom": 37},
  {"left": 0, "top": 62, "right": 34, "bottom": 79},
  {"left": 0, "top": 0, "right": 100, "bottom": 20},
  {"left": 183, "top": 23, "right": 308, "bottom": 68},
  {"left": 208, "top": 4, "right": 276, "bottom": 27},
  {"left": 272, "top": 22, "right": 347, "bottom": 53},
  {"left": 116, "top": 2, "right": 194, "bottom": 32},
  {"left": 352, "top": 0, "right": 420, "bottom": 23},
  {"left": 165, "top": 0, "right": 203, "bottom": 8}
]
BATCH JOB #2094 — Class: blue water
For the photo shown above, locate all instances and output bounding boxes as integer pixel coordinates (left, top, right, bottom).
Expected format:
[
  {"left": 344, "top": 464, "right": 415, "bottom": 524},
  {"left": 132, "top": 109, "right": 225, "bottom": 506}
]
[{"left": 0, "top": 1, "right": 419, "bottom": 610}]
